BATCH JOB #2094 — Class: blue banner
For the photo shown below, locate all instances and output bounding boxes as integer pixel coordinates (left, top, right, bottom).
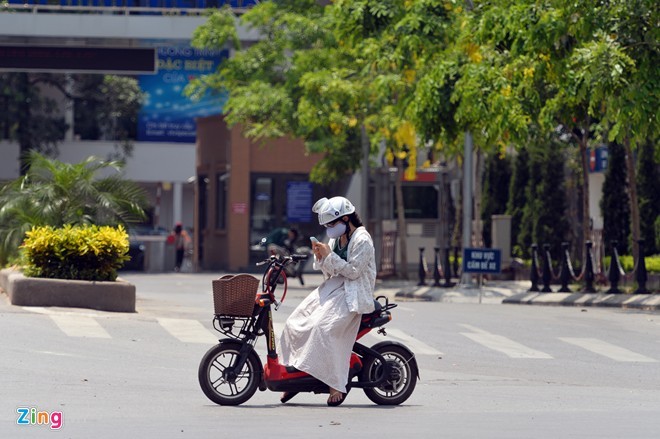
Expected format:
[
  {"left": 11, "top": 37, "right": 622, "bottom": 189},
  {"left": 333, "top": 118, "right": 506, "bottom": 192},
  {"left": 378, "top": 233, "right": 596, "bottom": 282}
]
[
  {"left": 287, "top": 182, "right": 313, "bottom": 223},
  {"left": 137, "top": 46, "right": 227, "bottom": 143}
]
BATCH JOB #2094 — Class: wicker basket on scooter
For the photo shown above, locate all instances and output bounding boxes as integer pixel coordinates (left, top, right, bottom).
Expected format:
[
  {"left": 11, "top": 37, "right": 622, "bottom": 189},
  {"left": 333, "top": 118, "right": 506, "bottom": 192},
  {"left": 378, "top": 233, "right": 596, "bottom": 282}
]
[{"left": 212, "top": 274, "right": 260, "bottom": 317}]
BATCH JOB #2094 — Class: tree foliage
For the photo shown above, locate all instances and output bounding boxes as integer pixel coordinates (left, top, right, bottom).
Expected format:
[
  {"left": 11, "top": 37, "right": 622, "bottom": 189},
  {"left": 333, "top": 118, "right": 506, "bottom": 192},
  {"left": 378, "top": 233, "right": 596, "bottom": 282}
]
[
  {"left": 600, "top": 142, "right": 630, "bottom": 255},
  {"left": 481, "top": 152, "right": 511, "bottom": 248},
  {"left": 1, "top": 72, "right": 144, "bottom": 172},
  {"left": 190, "top": 0, "right": 658, "bottom": 265},
  {"left": 507, "top": 147, "right": 529, "bottom": 256},
  {"left": 636, "top": 140, "right": 660, "bottom": 255}
]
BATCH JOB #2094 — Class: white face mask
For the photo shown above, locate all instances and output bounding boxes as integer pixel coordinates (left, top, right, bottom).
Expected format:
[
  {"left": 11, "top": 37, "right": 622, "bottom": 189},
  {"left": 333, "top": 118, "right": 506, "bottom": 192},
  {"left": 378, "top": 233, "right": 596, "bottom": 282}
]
[{"left": 326, "top": 222, "right": 347, "bottom": 239}]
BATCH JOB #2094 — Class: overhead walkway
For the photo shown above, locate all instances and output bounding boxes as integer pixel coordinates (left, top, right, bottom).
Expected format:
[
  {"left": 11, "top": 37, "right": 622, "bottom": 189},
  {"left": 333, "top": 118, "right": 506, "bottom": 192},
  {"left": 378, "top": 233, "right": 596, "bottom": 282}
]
[{"left": 0, "top": 0, "right": 259, "bottom": 43}]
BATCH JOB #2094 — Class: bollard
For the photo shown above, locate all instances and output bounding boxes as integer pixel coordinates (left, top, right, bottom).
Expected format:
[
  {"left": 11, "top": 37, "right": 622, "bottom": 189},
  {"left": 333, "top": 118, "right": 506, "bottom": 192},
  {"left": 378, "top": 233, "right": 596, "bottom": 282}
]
[
  {"left": 453, "top": 246, "right": 460, "bottom": 278},
  {"left": 443, "top": 247, "right": 455, "bottom": 287},
  {"left": 633, "top": 239, "right": 650, "bottom": 294},
  {"left": 605, "top": 240, "right": 624, "bottom": 294},
  {"left": 541, "top": 243, "right": 553, "bottom": 293},
  {"left": 432, "top": 247, "right": 442, "bottom": 287},
  {"left": 529, "top": 244, "right": 540, "bottom": 292},
  {"left": 582, "top": 241, "right": 596, "bottom": 293},
  {"left": 417, "top": 247, "right": 427, "bottom": 286},
  {"left": 557, "top": 242, "right": 572, "bottom": 292}
]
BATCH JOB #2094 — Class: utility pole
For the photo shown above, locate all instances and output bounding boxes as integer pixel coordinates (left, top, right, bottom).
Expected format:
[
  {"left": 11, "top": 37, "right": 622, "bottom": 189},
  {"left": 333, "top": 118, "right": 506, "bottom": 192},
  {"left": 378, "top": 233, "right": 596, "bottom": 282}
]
[
  {"left": 461, "top": 0, "right": 476, "bottom": 287},
  {"left": 461, "top": 131, "right": 475, "bottom": 286}
]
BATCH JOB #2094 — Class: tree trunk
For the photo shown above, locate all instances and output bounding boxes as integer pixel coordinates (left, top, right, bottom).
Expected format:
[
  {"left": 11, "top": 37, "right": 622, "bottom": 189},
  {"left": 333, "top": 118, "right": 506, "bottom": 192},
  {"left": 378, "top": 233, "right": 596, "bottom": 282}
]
[
  {"left": 624, "top": 136, "right": 640, "bottom": 262},
  {"left": 395, "top": 159, "right": 408, "bottom": 279}
]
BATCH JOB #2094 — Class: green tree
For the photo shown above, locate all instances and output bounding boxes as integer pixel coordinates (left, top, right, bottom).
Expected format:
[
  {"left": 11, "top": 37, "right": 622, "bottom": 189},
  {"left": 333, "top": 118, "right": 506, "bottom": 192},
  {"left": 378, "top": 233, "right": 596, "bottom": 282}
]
[
  {"left": 1, "top": 73, "right": 143, "bottom": 172},
  {"left": 73, "top": 75, "right": 143, "bottom": 143},
  {"left": 0, "top": 152, "right": 147, "bottom": 265},
  {"left": 533, "top": 145, "right": 569, "bottom": 255},
  {"left": 190, "top": 1, "right": 456, "bottom": 278},
  {"left": 600, "top": 142, "right": 630, "bottom": 255},
  {"left": 636, "top": 140, "right": 660, "bottom": 255},
  {"left": 481, "top": 152, "right": 511, "bottom": 248},
  {"left": 507, "top": 147, "right": 530, "bottom": 256},
  {"left": 0, "top": 73, "right": 67, "bottom": 173},
  {"left": 518, "top": 149, "right": 543, "bottom": 257},
  {"left": 188, "top": 1, "right": 364, "bottom": 183}
]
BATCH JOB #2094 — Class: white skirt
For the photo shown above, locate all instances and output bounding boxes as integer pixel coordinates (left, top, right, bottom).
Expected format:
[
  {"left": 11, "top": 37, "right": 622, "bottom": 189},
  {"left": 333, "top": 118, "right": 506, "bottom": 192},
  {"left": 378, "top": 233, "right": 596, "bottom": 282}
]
[{"left": 279, "top": 277, "right": 361, "bottom": 393}]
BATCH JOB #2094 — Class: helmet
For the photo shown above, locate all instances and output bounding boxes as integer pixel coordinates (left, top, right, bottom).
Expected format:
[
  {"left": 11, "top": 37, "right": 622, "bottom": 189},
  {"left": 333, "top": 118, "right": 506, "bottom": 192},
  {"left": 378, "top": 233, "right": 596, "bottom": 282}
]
[{"left": 312, "top": 196, "right": 355, "bottom": 225}]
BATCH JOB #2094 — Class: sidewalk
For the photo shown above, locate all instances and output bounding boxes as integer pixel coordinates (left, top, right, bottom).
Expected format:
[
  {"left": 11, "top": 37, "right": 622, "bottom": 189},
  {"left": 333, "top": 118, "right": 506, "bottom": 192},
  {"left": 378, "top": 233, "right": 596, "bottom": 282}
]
[{"left": 374, "top": 277, "right": 660, "bottom": 311}]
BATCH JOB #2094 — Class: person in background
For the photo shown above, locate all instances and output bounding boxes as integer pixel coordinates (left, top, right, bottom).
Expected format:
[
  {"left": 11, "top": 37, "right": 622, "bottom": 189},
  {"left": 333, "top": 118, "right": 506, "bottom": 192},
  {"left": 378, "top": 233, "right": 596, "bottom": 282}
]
[
  {"left": 170, "top": 222, "right": 191, "bottom": 272},
  {"left": 265, "top": 227, "right": 299, "bottom": 254}
]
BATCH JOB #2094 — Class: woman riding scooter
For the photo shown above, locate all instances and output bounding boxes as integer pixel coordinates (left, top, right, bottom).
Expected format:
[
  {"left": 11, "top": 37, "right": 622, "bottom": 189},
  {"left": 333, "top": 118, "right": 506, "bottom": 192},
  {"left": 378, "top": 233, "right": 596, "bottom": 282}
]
[{"left": 279, "top": 196, "right": 376, "bottom": 406}]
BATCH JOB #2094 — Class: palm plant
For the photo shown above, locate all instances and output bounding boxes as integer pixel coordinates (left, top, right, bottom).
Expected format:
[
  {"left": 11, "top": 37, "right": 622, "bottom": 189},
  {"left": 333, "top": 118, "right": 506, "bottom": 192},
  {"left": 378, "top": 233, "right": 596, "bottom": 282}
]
[{"left": 0, "top": 152, "right": 147, "bottom": 265}]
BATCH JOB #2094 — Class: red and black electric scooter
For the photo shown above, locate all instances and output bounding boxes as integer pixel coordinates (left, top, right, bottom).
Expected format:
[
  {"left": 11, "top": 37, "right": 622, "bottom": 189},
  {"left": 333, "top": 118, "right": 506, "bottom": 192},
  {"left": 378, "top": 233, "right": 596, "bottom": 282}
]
[{"left": 198, "top": 254, "right": 419, "bottom": 406}]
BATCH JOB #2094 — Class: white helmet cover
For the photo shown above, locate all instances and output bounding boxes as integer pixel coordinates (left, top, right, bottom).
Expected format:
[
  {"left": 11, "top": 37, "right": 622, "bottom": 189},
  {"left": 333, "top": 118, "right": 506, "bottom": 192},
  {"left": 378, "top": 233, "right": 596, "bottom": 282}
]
[{"left": 312, "top": 196, "right": 356, "bottom": 225}]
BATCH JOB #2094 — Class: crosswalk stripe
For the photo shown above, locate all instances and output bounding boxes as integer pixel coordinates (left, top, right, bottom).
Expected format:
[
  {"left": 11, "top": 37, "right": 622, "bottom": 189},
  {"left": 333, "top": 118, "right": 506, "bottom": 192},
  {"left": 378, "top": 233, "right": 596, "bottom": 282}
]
[
  {"left": 158, "top": 318, "right": 218, "bottom": 344},
  {"left": 49, "top": 315, "right": 111, "bottom": 339},
  {"left": 375, "top": 328, "right": 443, "bottom": 356},
  {"left": 460, "top": 324, "right": 553, "bottom": 359},
  {"left": 559, "top": 337, "right": 658, "bottom": 363}
]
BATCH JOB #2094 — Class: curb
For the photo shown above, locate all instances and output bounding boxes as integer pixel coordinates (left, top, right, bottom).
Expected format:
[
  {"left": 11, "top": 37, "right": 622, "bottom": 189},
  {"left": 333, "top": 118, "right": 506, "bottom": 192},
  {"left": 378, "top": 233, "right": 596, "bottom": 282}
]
[
  {"left": 375, "top": 281, "right": 660, "bottom": 310},
  {"left": 503, "top": 292, "right": 660, "bottom": 311}
]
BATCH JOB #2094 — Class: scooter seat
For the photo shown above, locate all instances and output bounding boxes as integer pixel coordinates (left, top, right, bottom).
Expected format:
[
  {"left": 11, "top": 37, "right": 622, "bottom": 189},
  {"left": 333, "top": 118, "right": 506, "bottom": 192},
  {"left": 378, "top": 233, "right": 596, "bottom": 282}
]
[{"left": 359, "top": 300, "right": 387, "bottom": 330}]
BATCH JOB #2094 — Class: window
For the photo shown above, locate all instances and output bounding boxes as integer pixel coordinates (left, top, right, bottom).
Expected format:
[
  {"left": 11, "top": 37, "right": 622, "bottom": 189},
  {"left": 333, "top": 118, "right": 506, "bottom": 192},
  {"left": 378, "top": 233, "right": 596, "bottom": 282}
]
[
  {"left": 251, "top": 177, "right": 273, "bottom": 235},
  {"left": 393, "top": 185, "right": 438, "bottom": 219}
]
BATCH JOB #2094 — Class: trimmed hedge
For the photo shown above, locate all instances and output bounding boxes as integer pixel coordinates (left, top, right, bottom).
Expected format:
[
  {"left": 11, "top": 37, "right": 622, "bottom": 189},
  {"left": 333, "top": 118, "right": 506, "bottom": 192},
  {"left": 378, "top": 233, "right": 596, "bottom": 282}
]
[{"left": 21, "top": 225, "right": 130, "bottom": 281}]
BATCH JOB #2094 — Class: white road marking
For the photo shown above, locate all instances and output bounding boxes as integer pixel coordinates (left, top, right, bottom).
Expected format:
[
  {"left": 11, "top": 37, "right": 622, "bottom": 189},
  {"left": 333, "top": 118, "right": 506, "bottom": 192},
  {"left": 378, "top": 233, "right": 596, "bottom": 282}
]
[
  {"left": 559, "top": 337, "right": 658, "bottom": 363},
  {"left": 378, "top": 328, "right": 444, "bottom": 356},
  {"left": 49, "top": 315, "right": 111, "bottom": 339},
  {"left": 158, "top": 318, "right": 218, "bottom": 344},
  {"left": 460, "top": 324, "right": 553, "bottom": 359},
  {"left": 22, "top": 306, "right": 102, "bottom": 318}
]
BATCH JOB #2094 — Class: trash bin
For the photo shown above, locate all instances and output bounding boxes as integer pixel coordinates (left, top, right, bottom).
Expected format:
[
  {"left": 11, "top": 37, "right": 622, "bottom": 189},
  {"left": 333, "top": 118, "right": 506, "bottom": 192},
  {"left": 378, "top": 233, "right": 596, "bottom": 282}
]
[{"left": 138, "top": 235, "right": 169, "bottom": 272}]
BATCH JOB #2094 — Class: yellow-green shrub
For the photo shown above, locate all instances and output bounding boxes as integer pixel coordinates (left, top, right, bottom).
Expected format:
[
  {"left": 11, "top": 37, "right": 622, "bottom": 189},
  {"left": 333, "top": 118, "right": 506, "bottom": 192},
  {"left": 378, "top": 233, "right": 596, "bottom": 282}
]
[
  {"left": 21, "top": 224, "right": 129, "bottom": 281},
  {"left": 603, "top": 255, "right": 660, "bottom": 274}
]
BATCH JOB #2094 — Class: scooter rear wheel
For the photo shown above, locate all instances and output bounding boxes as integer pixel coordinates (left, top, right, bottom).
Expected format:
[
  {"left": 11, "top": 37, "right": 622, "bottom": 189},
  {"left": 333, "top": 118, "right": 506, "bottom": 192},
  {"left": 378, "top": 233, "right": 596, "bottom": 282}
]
[
  {"left": 198, "top": 341, "right": 261, "bottom": 406},
  {"left": 360, "top": 344, "right": 418, "bottom": 405}
]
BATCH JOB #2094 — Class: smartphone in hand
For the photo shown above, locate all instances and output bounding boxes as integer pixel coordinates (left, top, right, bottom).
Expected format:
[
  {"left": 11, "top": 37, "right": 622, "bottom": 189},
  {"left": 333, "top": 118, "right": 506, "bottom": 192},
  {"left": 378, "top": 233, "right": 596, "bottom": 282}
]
[{"left": 310, "top": 236, "right": 319, "bottom": 244}]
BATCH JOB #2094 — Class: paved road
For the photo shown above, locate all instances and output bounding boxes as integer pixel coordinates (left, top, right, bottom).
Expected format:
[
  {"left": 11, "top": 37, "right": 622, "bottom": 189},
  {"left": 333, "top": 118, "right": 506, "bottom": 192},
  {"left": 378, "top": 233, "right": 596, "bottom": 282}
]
[{"left": 1, "top": 272, "right": 659, "bottom": 438}]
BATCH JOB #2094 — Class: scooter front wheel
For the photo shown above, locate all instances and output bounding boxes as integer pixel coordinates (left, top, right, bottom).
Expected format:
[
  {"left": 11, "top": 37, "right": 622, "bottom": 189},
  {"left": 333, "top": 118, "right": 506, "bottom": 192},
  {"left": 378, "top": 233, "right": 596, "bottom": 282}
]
[
  {"left": 361, "top": 344, "right": 418, "bottom": 405},
  {"left": 198, "top": 341, "right": 261, "bottom": 406}
]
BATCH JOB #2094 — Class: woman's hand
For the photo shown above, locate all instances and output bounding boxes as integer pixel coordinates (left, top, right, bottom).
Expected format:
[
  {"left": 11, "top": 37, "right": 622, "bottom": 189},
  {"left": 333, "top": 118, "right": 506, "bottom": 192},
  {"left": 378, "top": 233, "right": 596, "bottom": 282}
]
[{"left": 312, "top": 242, "right": 331, "bottom": 261}]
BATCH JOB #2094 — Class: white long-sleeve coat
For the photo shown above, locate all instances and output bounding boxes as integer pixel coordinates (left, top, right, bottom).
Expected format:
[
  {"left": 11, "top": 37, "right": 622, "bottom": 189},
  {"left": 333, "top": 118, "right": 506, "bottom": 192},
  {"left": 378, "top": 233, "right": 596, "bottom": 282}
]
[
  {"left": 279, "top": 226, "right": 376, "bottom": 393},
  {"left": 315, "top": 226, "right": 377, "bottom": 314}
]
